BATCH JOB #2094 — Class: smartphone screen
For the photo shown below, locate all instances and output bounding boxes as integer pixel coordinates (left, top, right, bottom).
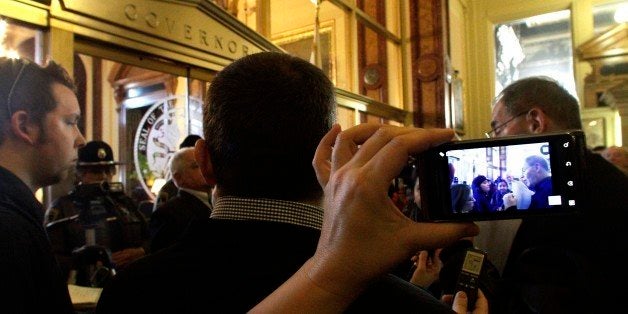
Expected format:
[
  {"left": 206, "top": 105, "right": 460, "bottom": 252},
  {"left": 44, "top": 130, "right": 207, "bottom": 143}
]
[{"left": 413, "top": 130, "right": 586, "bottom": 221}]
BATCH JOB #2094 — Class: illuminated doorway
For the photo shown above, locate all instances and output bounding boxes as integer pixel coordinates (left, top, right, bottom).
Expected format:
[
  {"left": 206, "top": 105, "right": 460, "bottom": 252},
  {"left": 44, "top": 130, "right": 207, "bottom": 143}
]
[{"left": 74, "top": 46, "right": 214, "bottom": 203}]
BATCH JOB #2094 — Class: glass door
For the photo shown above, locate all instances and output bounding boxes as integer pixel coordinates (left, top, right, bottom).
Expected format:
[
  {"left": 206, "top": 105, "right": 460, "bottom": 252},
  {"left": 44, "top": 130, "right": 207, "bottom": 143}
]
[{"left": 73, "top": 46, "right": 214, "bottom": 204}]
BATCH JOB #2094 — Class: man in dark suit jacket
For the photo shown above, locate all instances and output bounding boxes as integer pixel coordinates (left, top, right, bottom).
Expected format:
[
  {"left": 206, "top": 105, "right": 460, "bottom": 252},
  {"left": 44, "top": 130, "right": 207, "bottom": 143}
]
[
  {"left": 96, "top": 52, "right": 459, "bottom": 313},
  {"left": 489, "top": 76, "right": 628, "bottom": 313},
  {"left": 152, "top": 134, "right": 203, "bottom": 212},
  {"left": 149, "top": 147, "right": 212, "bottom": 253}
]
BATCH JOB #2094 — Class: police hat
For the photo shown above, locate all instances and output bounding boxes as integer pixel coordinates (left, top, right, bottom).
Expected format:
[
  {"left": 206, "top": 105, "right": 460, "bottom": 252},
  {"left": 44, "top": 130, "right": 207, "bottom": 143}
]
[{"left": 78, "top": 141, "right": 123, "bottom": 166}]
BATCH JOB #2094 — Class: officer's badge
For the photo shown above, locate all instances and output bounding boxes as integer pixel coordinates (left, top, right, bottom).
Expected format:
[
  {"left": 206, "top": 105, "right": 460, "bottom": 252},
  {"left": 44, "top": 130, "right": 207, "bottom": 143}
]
[{"left": 98, "top": 148, "right": 107, "bottom": 160}]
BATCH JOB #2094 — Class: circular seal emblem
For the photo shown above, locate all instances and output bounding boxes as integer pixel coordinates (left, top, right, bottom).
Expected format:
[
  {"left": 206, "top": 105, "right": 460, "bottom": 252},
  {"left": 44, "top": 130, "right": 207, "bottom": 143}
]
[{"left": 133, "top": 95, "right": 203, "bottom": 197}]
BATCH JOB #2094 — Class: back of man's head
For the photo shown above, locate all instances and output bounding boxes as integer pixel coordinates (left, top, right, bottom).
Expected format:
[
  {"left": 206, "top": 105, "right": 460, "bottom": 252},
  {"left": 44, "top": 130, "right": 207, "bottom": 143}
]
[
  {"left": 495, "top": 76, "right": 582, "bottom": 129},
  {"left": 170, "top": 147, "right": 194, "bottom": 188},
  {"left": 525, "top": 155, "right": 550, "bottom": 174},
  {"left": 0, "top": 57, "right": 76, "bottom": 144},
  {"left": 204, "top": 52, "right": 336, "bottom": 200}
]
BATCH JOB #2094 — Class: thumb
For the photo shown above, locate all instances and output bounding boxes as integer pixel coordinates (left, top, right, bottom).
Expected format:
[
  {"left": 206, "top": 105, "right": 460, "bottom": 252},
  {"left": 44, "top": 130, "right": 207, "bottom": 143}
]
[{"left": 451, "top": 291, "right": 468, "bottom": 314}]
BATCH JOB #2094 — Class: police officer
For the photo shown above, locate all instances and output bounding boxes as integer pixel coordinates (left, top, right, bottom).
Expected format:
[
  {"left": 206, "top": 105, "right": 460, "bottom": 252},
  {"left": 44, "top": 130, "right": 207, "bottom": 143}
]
[{"left": 45, "top": 140, "right": 148, "bottom": 287}]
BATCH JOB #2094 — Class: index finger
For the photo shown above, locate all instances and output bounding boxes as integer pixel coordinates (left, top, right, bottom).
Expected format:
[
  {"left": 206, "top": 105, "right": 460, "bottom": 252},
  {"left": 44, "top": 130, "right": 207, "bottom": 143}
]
[
  {"left": 313, "top": 124, "right": 341, "bottom": 188},
  {"left": 361, "top": 128, "right": 454, "bottom": 191}
]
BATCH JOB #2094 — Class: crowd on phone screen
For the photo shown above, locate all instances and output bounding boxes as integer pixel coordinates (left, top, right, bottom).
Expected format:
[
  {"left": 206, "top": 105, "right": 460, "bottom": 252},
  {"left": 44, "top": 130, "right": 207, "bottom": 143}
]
[{"left": 394, "top": 171, "right": 543, "bottom": 217}]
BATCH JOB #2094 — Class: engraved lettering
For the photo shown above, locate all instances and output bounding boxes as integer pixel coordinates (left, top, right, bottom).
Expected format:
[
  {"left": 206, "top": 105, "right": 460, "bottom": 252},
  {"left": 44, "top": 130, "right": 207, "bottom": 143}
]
[
  {"left": 199, "top": 30, "right": 208, "bottom": 46},
  {"left": 165, "top": 17, "right": 176, "bottom": 34},
  {"left": 228, "top": 41, "right": 237, "bottom": 53},
  {"left": 124, "top": 4, "right": 138, "bottom": 21},
  {"left": 139, "top": 128, "right": 149, "bottom": 152},
  {"left": 120, "top": 3, "right": 251, "bottom": 58},
  {"left": 145, "top": 12, "right": 158, "bottom": 28},
  {"left": 184, "top": 24, "right": 192, "bottom": 40}
]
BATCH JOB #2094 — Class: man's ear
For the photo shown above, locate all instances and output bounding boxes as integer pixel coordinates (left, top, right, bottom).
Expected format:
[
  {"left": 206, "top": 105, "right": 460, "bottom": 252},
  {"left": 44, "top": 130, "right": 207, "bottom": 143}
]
[
  {"left": 9, "top": 111, "right": 40, "bottom": 145},
  {"left": 526, "top": 107, "right": 550, "bottom": 134},
  {"left": 194, "top": 139, "right": 217, "bottom": 185}
]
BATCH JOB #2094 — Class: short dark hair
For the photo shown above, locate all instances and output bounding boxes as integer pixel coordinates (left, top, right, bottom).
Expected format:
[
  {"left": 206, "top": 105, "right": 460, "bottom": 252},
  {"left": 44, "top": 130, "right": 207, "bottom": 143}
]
[
  {"left": 525, "top": 155, "right": 550, "bottom": 172},
  {"left": 204, "top": 52, "right": 335, "bottom": 200},
  {"left": 0, "top": 57, "right": 76, "bottom": 144},
  {"left": 494, "top": 76, "right": 582, "bottom": 129},
  {"left": 451, "top": 184, "right": 472, "bottom": 214}
]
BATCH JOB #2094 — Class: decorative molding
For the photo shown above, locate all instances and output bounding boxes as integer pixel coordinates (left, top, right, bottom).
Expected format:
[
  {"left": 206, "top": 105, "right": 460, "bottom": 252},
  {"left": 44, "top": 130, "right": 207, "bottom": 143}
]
[
  {"left": 363, "top": 63, "right": 385, "bottom": 89},
  {"left": 415, "top": 53, "right": 441, "bottom": 82}
]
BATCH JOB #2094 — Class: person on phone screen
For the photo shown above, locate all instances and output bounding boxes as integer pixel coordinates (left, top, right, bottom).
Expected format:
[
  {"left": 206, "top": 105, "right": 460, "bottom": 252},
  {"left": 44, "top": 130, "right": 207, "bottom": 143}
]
[
  {"left": 490, "top": 178, "right": 511, "bottom": 211},
  {"left": 488, "top": 76, "right": 628, "bottom": 313},
  {"left": 520, "top": 155, "right": 551, "bottom": 209},
  {"left": 451, "top": 184, "right": 475, "bottom": 214},
  {"left": 471, "top": 175, "right": 495, "bottom": 213}
]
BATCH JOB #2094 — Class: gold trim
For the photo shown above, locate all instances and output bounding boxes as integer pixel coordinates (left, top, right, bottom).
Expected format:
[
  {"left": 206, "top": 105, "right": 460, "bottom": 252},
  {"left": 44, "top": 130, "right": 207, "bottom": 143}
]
[
  {"left": 0, "top": 1, "right": 48, "bottom": 27},
  {"left": 335, "top": 88, "right": 408, "bottom": 123},
  {"left": 74, "top": 40, "right": 188, "bottom": 76},
  {"left": 50, "top": 0, "right": 281, "bottom": 70},
  {"left": 56, "top": 19, "right": 229, "bottom": 72}
]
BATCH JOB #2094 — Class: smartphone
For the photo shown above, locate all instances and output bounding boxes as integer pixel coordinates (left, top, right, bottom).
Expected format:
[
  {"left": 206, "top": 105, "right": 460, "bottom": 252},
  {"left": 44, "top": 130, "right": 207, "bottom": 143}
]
[
  {"left": 454, "top": 248, "right": 487, "bottom": 310},
  {"left": 407, "top": 130, "right": 586, "bottom": 221}
]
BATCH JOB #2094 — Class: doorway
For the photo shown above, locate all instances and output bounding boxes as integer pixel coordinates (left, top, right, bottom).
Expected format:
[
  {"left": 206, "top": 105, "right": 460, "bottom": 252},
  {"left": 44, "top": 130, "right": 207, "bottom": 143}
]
[{"left": 67, "top": 42, "right": 215, "bottom": 204}]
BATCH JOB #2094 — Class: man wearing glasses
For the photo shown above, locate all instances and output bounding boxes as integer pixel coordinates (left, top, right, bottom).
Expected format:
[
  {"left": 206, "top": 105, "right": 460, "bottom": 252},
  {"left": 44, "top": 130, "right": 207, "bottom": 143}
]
[
  {"left": 0, "top": 57, "right": 85, "bottom": 313},
  {"left": 486, "top": 77, "right": 582, "bottom": 139},
  {"left": 489, "top": 76, "right": 628, "bottom": 313}
]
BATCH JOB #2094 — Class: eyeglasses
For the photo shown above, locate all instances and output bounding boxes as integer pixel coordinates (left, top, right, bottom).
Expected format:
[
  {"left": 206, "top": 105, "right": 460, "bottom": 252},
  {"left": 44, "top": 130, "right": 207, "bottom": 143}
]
[
  {"left": 6, "top": 61, "right": 27, "bottom": 118},
  {"left": 484, "top": 110, "right": 529, "bottom": 138}
]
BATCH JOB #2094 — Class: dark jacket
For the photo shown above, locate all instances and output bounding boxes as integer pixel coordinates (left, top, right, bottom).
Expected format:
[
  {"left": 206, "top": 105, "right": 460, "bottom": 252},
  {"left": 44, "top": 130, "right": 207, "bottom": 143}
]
[
  {"left": 149, "top": 190, "right": 211, "bottom": 253},
  {"left": 0, "top": 166, "right": 74, "bottom": 314},
  {"left": 153, "top": 179, "right": 179, "bottom": 211},
  {"left": 501, "top": 151, "right": 628, "bottom": 313},
  {"left": 528, "top": 176, "right": 552, "bottom": 210},
  {"left": 45, "top": 182, "right": 148, "bottom": 282},
  {"left": 97, "top": 218, "right": 454, "bottom": 313}
]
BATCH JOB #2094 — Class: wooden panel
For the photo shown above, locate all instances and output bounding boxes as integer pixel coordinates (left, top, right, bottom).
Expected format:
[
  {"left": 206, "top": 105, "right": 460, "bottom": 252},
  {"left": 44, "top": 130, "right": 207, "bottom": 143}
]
[
  {"left": 357, "top": 0, "right": 388, "bottom": 103},
  {"left": 409, "top": 0, "right": 447, "bottom": 128}
]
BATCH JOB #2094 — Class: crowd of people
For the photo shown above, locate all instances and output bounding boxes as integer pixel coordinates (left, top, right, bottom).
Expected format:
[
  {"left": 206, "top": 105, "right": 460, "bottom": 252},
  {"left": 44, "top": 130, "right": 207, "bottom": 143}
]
[{"left": 1, "top": 52, "right": 626, "bottom": 314}]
